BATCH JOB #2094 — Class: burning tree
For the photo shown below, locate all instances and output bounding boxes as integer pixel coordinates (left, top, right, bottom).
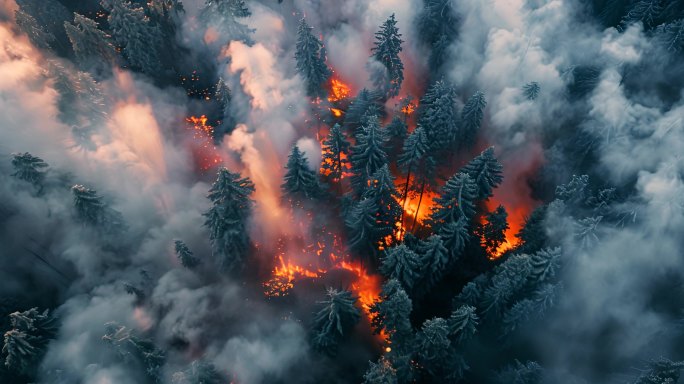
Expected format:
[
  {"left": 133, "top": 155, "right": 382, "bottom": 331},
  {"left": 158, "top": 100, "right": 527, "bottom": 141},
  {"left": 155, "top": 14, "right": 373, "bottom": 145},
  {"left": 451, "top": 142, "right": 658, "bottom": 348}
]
[
  {"left": 295, "top": 18, "right": 332, "bottom": 100},
  {"left": 320, "top": 123, "right": 351, "bottom": 183},
  {"left": 203, "top": 167, "right": 255, "bottom": 272},
  {"left": 350, "top": 114, "right": 389, "bottom": 195}
]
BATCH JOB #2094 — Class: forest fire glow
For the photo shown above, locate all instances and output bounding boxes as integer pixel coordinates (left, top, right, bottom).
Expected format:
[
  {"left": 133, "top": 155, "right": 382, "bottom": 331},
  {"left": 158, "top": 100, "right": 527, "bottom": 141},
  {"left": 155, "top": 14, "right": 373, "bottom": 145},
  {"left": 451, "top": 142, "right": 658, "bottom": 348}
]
[
  {"left": 327, "top": 78, "right": 351, "bottom": 102},
  {"left": 483, "top": 199, "right": 530, "bottom": 259},
  {"left": 185, "top": 115, "right": 222, "bottom": 171},
  {"left": 330, "top": 107, "right": 344, "bottom": 117}
]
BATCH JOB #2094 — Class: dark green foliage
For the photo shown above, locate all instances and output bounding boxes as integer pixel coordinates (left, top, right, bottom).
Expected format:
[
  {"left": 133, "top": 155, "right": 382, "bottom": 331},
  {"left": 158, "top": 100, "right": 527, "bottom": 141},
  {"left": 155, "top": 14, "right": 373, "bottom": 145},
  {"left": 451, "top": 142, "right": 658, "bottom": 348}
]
[
  {"left": 448, "top": 305, "right": 478, "bottom": 344},
  {"left": 105, "top": 0, "right": 165, "bottom": 75},
  {"left": 363, "top": 357, "right": 398, "bottom": 384},
  {"left": 346, "top": 198, "right": 386, "bottom": 256},
  {"left": 414, "top": 235, "right": 449, "bottom": 297},
  {"left": 418, "top": 80, "right": 458, "bottom": 150},
  {"left": 11, "top": 153, "right": 48, "bottom": 189},
  {"left": 414, "top": 318, "right": 465, "bottom": 379},
  {"left": 516, "top": 205, "right": 548, "bottom": 254},
  {"left": 380, "top": 245, "right": 422, "bottom": 293},
  {"left": 311, "top": 288, "right": 361, "bottom": 355},
  {"left": 147, "top": 0, "right": 185, "bottom": 41},
  {"left": 2, "top": 308, "right": 56, "bottom": 376},
  {"left": 478, "top": 205, "right": 509, "bottom": 254},
  {"left": 460, "top": 147, "right": 503, "bottom": 200},
  {"left": 495, "top": 360, "right": 544, "bottom": 384},
  {"left": 72, "top": 185, "right": 126, "bottom": 233},
  {"left": 398, "top": 126, "right": 428, "bottom": 175},
  {"left": 369, "top": 279, "right": 413, "bottom": 347},
  {"left": 361, "top": 165, "right": 402, "bottom": 238},
  {"left": 460, "top": 91, "right": 487, "bottom": 147},
  {"left": 350, "top": 115, "right": 389, "bottom": 194},
  {"left": 15, "top": 10, "right": 56, "bottom": 51},
  {"left": 204, "top": 168, "right": 255, "bottom": 272},
  {"left": 430, "top": 172, "right": 478, "bottom": 230},
  {"left": 371, "top": 14, "right": 404, "bottom": 98},
  {"left": 522, "top": 82, "right": 540, "bottom": 100},
  {"left": 417, "top": 0, "right": 459, "bottom": 72},
  {"left": 439, "top": 217, "right": 470, "bottom": 261},
  {"left": 103, "top": 322, "right": 166, "bottom": 383},
  {"left": 344, "top": 89, "right": 384, "bottom": 130},
  {"left": 502, "top": 283, "right": 558, "bottom": 335},
  {"left": 387, "top": 115, "right": 408, "bottom": 139},
  {"left": 282, "top": 145, "right": 323, "bottom": 203},
  {"left": 172, "top": 360, "right": 225, "bottom": 384},
  {"left": 295, "top": 18, "right": 332, "bottom": 99},
  {"left": 321, "top": 124, "right": 351, "bottom": 182},
  {"left": 16, "top": 0, "right": 71, "bottom": 54},
  {"left": 455, "top": 279, "right": 484, "bottom": 307},
  {"left": 65, "top": 14, "right": 118, "bottom": 74},
  {"left": 174, "top": 240, "right": 200, "bottom": 269},
  {"left": 633, "top": 358, "right": 684, "bottom": 384},
  {"left": 214, "top": 78, "right": 233, "bottom": 137}
]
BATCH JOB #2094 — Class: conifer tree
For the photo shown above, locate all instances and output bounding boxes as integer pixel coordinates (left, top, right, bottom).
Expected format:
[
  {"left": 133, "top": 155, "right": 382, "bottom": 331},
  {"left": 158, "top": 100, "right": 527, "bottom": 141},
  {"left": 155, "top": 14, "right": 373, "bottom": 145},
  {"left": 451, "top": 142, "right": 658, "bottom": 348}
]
[
  {"left": 203, "top": 168, "right": 255, "bottom": 272},
  {"left": 71, "top": 185, "right": 126, "bottom": 233},
  {"left": 420, "top": 85, "right": 459, "bottom": 149},
  {"left": 15, "top": 10, "right": 56, "bottom": 51},
  {"left": 414, "top": 235, "right": 449, "bottom": 296},
  {"left": 346, "top": 198, "right": 385, "bottom": 256},
  {"left": 65, "top": 14, "right": 118, "bottom": 75},
  {"left": 15, "top": 0, "right": 71, "bottom": 54},
  {"left": 430, "top": 173, "right": 478, "bottom": 231},
  {"left": 414, "top": 318, "right": 461, "bottom": 379},
  {"left": 417, "top": 0, "right": 459, "bottom": 55},
  {"left": 657, "top": 19, "right": 684, "bottom": 51},
  {"left": 361, "top": 165, "right": 402, "bottom": 243},
  {"left": 387, "top": 115, "right": 408, "bottom": 140},
  {"left": 516, "top": 205, "right": 548, "bottom": 254},
  {"left": 201, "top": 0, "right": 254, "bottom": 43},
  {"left": 213, "top": 78, "right": 234, "bottom": 140},
  {"left": 172, "top": 360, "right": 224, "bottom": 384},
  {"left": 11, "top": 153, "right": 48, "bottom": 190},
  {"left": 2, "top": 308, "right": 56, "bottom": 376},
  {"left": 311, "top": 288, "right": 361, "bottom": 355},
  {"left": 621, "top": 0, "right": 665, "bottom": 30},
  {"left": 460, "top": 147, "right": 503, "bottom": 200},
  {"left": 295, "top": 18, "right": 332, "bottom": 99},
  {"left": 103, "top": 322, "right": 166, "bottom": 383},
  {"left": 494, "top": 360, "right": 544, "bottom": 384},
  {"left": 105, "top": 0, "right": 165, "bottom": 76},
  {"left": 282, "top": 145, "right": 323, "bottom": 203},
  {"left": 398, "top": 126, "right": 428, "bottom": 207},
  {"left": 522, "top": 82, "right": 541, "bottom": 100},
  {"left": 439, "top": 217, "right": 470, "bottom": 261},
  {"left": 350, "top": 115, "right": 389, "bottom": 194},
  {"left": 477, "top": 205, "right": 509, "bottom": 255},
  {"left": 320, "top": 124, "right": 351, "bottom": 182},
  {"left": 174, "top": 240, "right": 200, "bottom": 269},
  {"left": 370, "top": 279, "right": 413, "bottom": 348},
  {"left": 344, "top": 89, "right": 378, "bottom": 130},
  {"left": 633, "top": 358, "right": 684, "bottom": 384},
  {"left": 363, "top": 357, "right": 398, "bottom": 384},
  {"left": 448, "top": 305, "right": 479, "bottom": 344},
  {"left": 147, "top": 0, "right": 185, "bottom": 41},
  {"left": 380, "top": 245, "right": 422, "bottom": 293},
  {"left": 460, "top": 91, "right": 487, "bottom": 148},
  {"left": 371, "top": 14, "right": 404, "bottom": 98}
]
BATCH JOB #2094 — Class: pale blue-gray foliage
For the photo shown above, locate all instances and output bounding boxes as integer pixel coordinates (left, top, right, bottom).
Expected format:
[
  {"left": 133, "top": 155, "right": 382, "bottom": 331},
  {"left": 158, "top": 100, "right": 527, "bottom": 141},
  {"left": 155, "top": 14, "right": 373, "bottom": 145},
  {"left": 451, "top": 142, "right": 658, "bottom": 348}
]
[
  {"left": 103, "top": 322, "right": 166, "bottom": 383},
  {"left": 460, "top": 146, "right": 503, "bottom": 200},
  {"left": 448, "top": 305, "right": 479, "bottom": 344},
  {"left": 174, "top": 240, "right": 200, "bottom": 269},
  {"left": 65, "top": 13, "right": 118, "bottom": 73},
  {"left": 364, "top": 357, "right": 398, "bottom": 384},
  {"left": 371, "top": 14, "right": 404, "bottom": 98},
  {"left": 15, "top": 10, "right": 56, "bottom": 51},
  {"left": 350, "top": 115, "right": 389, "bottom": 194},
  {"left": 633, "top": 358, "right": 684, "bottom": 384},
  {"left": 418, "top": 80, "right": 458, "bottom": 150},
  {"left": 172, "top": 360, "right": 225, "bottom": 384},
  {"left": 281, "top": 145, "right": 323, "bottom": 202},
  {"left": 415, "top": 235, "right": 449, "bottom": 296},
  {"left": 460, "top": 91, "right": 487, "bottom": 147},
  {"left": 2, "top": 308, "right": 56, "bottom": 375},
  {"left": 380, "top": 245, "right": 423, "bottom": 293},
  {"left": 311, "top": 288, "right": 361, "bottom": 355},
  {"left": 71, "top": 184, "right": 126, "bottom": 233},
  {"left": 295, "top": 18, "right": 331, "bottom": 99},
  {"left": 430, "top": 172, "right": 478, "bottom": 230}
]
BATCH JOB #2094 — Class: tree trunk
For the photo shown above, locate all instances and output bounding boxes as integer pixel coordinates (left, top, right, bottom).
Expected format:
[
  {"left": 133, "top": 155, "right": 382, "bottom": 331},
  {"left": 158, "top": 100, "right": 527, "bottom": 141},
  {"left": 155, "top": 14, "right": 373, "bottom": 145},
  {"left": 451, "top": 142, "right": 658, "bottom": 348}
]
[
  {"left": 401, "top": 166, "right": 413, "bottom": 229},
  {"left": 411, "top": 180, "right": 426, "bottom": 232}
]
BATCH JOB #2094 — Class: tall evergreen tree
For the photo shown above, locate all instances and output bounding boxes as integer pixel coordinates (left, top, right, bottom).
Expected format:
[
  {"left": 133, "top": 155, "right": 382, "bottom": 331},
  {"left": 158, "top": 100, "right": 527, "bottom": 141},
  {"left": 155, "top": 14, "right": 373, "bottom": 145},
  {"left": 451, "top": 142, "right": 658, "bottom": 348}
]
[
  {"left": 344, "top": 89, "right": 380, "bottom": 130},
  {"left": 71, "top": 185, "right": 126, "bottom": 232},
  {"left": 448, "top": 305, "right": 479, "bottom": 344},
  {"left": 633, "top": 358, "right": 684, "bottom": 384},
  {"left": 522, "top": 82, "right": 540, "bottom": 100},
  {"left": 363, "top": 357, "right": 398, "bottom": 384},
  {"left": 415, "top": 235, "right": 449, "bottom": 296},
  {"left": 621, "top": 0, "right": 665, "bottom": 30},
  {"left": 417, "top": 0, "right": 459, "bottom": 51},
  {"left": 174, "top": 240, "right": 200, "bottom": 269},
  {"left": 414, "top": 318, "right": 463, "bottom": 380},
  {"left": 11, "top": 153, "right": 48, "bottom": 190},
  {"left": 201, "top": 0, "right": 254, "bottom": 43},
  {"left": 370, "top": 279, "right": 413, "bottom": 347},
  {"left": 477, "top": 205, "right": 509, "bottom": 255},
  {"left": 460, "top": 147, "right": 503, "bottom": 200},
  {"left": 295, "top": 18, "right": 332, "bottom": 99},
  {"left": 2, "top": 308, "right": 56, "bottom": 377},
  {"left": 282, "top": 145, "right": 323, "bottom": 203},
  {"left": 439, "top": 217, "right": 470, "bottom": 261},
  {"left": 417, "top": 80, "right": 459, "bottom": 150},
  {"left": 346, "top": 198, "right": 386, "bottom": 256},
  {"left": 16, "top": 0, "right": 71, "bottom": 54},
  {"left": 398, "top": 126, "right": 429, "bottom": 208},
  {"left": 430, "top": 172, "right": 478, "bottom": 231},
  {"left": 361, "top": 165, "right": 402, "bottom": 245},
  {"left": 387, "top": 115, "right": 408, "bottom": 140},
  {"left": 103, "top": 322, "right": 166, "bottom": 383},
  {"left": 203, "top": 168, "right": 255, "bottom": 272},
  {"left": 213, "top": 78, "right": 234, "bottom": 141},
  {"left": 104, "top": 0, "right": 165, "bottom": 76},
  {"left": 494, "top": 360, "right": 544, "bottom": 384},
  {"left": 350, "top": 115, "right": 389, "bottom": 194},
  {"left": 65, "top": 14, "right": 118, "bottom": 75},
  {"left": 320, "top": 124, "right": 351, "bottom": 182},
  {"left": 380, "top": 245, "right": 422, "bottom": 293},
  {"left": 460, "top": 91, "right": 487, "bottom": 147},
  {"left": 371, "top": 14, "right": 404, "bottom": 98},
  {"left": 15, "top": 10, "right": 56, "bottom": 51},
  {"left": 311, "top": 288, "right": 361, "bottom": 355}
]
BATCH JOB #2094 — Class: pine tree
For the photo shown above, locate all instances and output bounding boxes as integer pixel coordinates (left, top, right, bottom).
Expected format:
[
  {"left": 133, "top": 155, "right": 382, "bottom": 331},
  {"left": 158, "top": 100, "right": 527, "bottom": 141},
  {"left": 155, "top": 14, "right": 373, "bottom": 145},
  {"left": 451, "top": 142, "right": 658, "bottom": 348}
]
[
  {"left": 147, "top": 0, "right": 185, "bottom": 41},
  {"left": 480, "top": 254, "right": 534, "bottom": 319},
  {"left": 105, "top": 0, "right": 165, "bottom": 76},
  {"left": 634, "top": 358, "right": 684, "bottom": 384},
  {"left": 369, "top": 279, "right": 413, "bottom": 346},
  {"left": 282, "top": 145, "right": 323, "bottom": 203},
  {"left": 414, "top": 318, "right": 462, "bottom": 379},
  {"left": 430, "top": 173, "right": 478, "bottom": 231},
  {"left": 71, "top": 185, "right": 126, "bottom": 233},
  {"left": 174, "top": 240, "right": 200, "bottom": 269},
  {"left": 311, "top": 288, "right": 361, "bottom": 355},
  {"left": 2, "top": 308, "right": 56, "bottom": 376},
  {"left": 103, "top": 322, "right": 166, "bottom": 383},
  {"left": 460, "top": 147, "right": 503, "bottom": 200},
  {"left": 371, "top": 14, "right": 404, "bottom": 98},
  {"left": 657, "top": 19, "right": 684, "bottom": 51},
  {"left": 11, "top": 153, "right": 48, "bottom": 189},
  {"left": 380, "top": 245, "right": 423, "bottom": 293},
  {"left": 522, "top": 82, "right": 540, "bottom": 100},
  {"left": 439, "top": 217, "right": 470, "bottom": 261},
  {"left": 362, "top": 165, "right": 402, "bottom": 243},
  {"left": 344, "top": 89, "right": 379, "bottom": 130},
  {"left": 516, "top": 205, "right": 548, "bottom": 254},
  {"left": 398, "top": 126, "right": 428, "bottom": 200},
  {"left": 478, "top": 205, "right": 509, "bottom": 254},
  {"left": 417, "top": 0, "right": 459, "bottom": 49},
  {"left": 346, "top": 198, "right": 386, "bottom": 257},
  {"left": 321, "top": 124, "right": 351, "bottom": 182},
  {"left": 555, "top": 174, "right": 589, "bottom": 206},
  {"left": 203, "top": 168, "right": 255, "bottom": 272},
  {"left": 15, "top": 10, "right": 56, "bottom": 51},
  {"left": 414, "top": 235, "right": 449, "bottom": 296},
  {"left": 295, "top": 18, "right": 332, "bottom": 99},
  {"left": 15, "top": 0, "right": 71, "bottom": 54},
  {"left": 418, "top": 80, "right": 458, "bottom": 150},
  {"left": 447, "top": 305, "right": 479, "bottom": 344},
  {"left": 350, "top": 115, "right": 389, "bottom": 194},
  {"left": 201, "top": 0, "right": 254, "bottom": 43},
  {"left": 621, "top": 0, "right": 665, "bottom": 30},
  {"left": 64, "top": 13, "right": 118, "bottom": 75},
  {"left": 460, "top": 91, "right": 487, "bottom": 147},
  {"left": 172, "top": 360, "right": 224, "bottom": 384},
  {"left": 494, "top": 360, "right": 544, "bottom": 384},
  {"left": 364, "top": 357, "right": 398, "bottom": 384},
  {"left": 387, "top": 115, "right": 408, "bottom": 139}
]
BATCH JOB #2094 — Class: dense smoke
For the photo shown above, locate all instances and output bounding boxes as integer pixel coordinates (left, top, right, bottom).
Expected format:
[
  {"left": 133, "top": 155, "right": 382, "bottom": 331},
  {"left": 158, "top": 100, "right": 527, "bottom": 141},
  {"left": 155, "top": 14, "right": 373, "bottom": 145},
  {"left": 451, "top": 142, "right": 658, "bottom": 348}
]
[{"left": 2, "top": 0, "right": 684, "bottom": 383}]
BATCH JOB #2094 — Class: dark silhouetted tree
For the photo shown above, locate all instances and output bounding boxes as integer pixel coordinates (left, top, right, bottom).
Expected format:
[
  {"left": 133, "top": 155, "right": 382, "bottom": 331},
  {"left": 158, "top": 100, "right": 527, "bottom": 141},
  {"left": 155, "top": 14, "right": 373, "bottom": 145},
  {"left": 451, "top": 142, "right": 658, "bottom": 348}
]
[
  {"left": 311, "top": 288, "right": 361, "bottom": 355},
  {"left": 11, "top": 153, "right": 48, "bottom": 190},
  {"left": 430, "top": 173, "right": 478, "bottom": 231},
  {"left": 371, "top": 14, "right": 404, "bottom": 98},
  {"left": 282, "top": 145, "right": 323, "bottom": 203},
  {"left": 174, "top": 240, "right": 200, "bottom": 269},
  {"left": 522, "top": 82, "right": 540, "bottom": 100},
  {"left": 364, "top": 357, "right": 398, "bottom": 384},
  {"left": 418, "top": 80, "right": 458, "bottom": 150},
  {"left": 321, "top": 124, "right": 351, "bottom": 182},
  {"left": 460, "top": 147, "right": 503, "bottom": 199},
  {"left": 460, "top": 91, "right": 487, "bottom": 148},
  {"left": 71, "top": 185, "right": 126, "bottom": 233},
  {"left": 414, "top": 235, "right": 449, "bottom": 296},
  {"left": 495, "top": 360, "right": 544, "bottom": 384},
  {"left": 477, "top": 205, "right": 509, "bottom": 255},
  {"left": 2, "top": 308, "right": 56, "bottom": 377},
  {"left": 448, "top": 305, "right": 479, "bottom": 344},
  {"left": 103, "top": 322, "right": 166, "bottom": 383}
]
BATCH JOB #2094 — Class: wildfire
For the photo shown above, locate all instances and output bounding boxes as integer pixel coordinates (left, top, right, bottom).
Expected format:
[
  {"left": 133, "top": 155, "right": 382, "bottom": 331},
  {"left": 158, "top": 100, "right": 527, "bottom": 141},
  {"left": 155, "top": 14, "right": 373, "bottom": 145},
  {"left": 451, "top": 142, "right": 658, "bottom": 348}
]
[
  {"left": 185, "top": 115, "right": 222, "bottom": 171},
  {"left": 401, "top": 102, "right": 416, "bottom": 116},
  {"left": 330, "top": 107, "right": 344, "bottom": 117},
  {"left": 327, "top": 78, "right": 351, "bottom": 102},
  {"left": 483, "top": 200, "right": 529, "bottom": 259}
]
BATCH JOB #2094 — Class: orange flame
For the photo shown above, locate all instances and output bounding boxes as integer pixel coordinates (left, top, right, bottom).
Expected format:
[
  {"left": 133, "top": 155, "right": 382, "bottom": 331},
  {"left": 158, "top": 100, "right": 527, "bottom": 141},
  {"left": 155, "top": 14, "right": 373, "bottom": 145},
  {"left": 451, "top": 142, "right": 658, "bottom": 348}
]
[
  {"left": 327, "top": 78, "right": 351, "bottom": 102},
  {"left": 185, "top": 115, "right": 222, "bottom": 171},
  {"left": 330, "top": 108, "right": 344, "bottom": 117},
  {"left": 483, "top": 200, "right": 529, "bottom": 259}
]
